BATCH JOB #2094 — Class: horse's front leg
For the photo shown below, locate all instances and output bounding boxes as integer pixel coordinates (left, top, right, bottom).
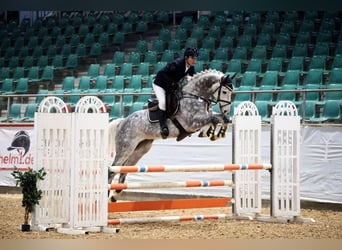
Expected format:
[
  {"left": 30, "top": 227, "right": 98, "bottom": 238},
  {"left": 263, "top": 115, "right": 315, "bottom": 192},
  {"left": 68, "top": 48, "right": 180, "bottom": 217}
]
[
  {"left": 215, "top": 114, "right": 230, "bottom": 139},
  {"left": 208, "top": 113, "right": 229, "bottom": 141}
]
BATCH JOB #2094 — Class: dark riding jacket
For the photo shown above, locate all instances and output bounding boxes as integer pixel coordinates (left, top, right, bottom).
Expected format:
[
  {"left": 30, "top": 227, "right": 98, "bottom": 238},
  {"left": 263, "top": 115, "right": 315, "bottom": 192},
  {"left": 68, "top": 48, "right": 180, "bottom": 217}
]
[{"left": 154, "top": 57, "right": 195, "bottom": 92}]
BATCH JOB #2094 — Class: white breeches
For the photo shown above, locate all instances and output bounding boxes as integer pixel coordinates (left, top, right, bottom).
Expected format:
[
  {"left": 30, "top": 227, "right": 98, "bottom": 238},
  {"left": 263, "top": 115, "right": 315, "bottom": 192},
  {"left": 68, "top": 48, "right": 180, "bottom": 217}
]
[{"left": 152, "top": 83, "right": 166, "bottom": 111}]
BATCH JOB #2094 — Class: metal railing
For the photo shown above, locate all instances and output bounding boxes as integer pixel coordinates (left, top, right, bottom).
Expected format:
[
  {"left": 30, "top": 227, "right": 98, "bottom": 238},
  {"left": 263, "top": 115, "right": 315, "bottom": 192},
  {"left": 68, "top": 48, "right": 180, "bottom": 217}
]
[{"left": 0, "top": 88, "right": 341, "bottom": 124}]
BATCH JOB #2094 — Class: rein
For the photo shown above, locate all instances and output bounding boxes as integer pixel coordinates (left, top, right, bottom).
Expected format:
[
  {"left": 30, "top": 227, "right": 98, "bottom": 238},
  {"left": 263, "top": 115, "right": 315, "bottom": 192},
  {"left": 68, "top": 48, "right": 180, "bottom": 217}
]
[{"left": 181, "top": 83, "right": 232, "bottom": 111}]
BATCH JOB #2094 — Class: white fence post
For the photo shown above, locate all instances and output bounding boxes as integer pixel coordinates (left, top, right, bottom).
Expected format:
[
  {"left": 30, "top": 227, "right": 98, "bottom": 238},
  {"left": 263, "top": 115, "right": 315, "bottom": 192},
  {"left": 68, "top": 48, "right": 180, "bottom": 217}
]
[
  {"left": 33, "top": 96, "right": 116, "bottom": 234},
  {"left": 232, "top": 101, "right": 263, "bottom": 218}
]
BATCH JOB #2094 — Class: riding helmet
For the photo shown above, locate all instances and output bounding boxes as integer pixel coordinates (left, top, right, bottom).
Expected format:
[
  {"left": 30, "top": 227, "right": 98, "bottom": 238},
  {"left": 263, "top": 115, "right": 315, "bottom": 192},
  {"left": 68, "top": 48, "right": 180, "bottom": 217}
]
[{"left": 184, "top": 47, "right": 199, "bottom": 58}]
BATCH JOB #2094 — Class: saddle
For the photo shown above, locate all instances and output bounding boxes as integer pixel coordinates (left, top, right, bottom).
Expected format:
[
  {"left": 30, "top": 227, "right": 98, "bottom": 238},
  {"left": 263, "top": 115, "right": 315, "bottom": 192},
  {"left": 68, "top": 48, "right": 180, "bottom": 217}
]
[{"left": 147, "top": 91, "right": 191, "bottom": 141}]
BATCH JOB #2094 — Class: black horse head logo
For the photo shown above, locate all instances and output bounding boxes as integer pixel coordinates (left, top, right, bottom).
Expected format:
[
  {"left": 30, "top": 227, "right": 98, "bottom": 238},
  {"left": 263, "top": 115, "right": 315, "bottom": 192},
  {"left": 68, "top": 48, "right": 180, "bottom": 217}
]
[{"left": 7, "top": 130, "right": 31, "bottom": 156}]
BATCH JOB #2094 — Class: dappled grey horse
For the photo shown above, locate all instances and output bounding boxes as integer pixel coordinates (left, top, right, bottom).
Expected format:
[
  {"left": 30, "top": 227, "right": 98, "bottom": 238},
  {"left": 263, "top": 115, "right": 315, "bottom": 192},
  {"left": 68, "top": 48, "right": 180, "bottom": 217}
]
[{"left": 108, "top": 69, "right": 235, "bottom": 201}]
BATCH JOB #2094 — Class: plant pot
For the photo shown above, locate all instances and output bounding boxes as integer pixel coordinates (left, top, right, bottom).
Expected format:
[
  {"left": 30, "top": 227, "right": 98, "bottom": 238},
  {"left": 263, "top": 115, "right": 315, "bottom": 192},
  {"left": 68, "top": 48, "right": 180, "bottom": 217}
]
[{"left": 21, "top": 224, "right": 30, "bottom": 232}]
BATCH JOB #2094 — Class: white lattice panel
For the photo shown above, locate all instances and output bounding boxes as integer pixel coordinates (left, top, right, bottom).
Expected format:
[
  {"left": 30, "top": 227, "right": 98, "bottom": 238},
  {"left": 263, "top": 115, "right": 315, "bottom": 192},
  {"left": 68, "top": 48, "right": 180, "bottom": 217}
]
[
  {"left": 271, "top": 101, "right": 301, "bottom": 217},
  {"left": 33, "top": 112, "right": 72, "bottom": 226},
  {"left": 232, "top": 101, "right": 262, "bottom": 216}
]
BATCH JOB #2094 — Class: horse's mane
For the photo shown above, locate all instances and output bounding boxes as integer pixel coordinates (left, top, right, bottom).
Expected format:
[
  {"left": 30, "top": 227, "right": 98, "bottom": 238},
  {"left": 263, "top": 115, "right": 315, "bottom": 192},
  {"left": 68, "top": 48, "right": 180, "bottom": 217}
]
[{"left": 182, "top": 69, "right": 224, "bottom": 91}]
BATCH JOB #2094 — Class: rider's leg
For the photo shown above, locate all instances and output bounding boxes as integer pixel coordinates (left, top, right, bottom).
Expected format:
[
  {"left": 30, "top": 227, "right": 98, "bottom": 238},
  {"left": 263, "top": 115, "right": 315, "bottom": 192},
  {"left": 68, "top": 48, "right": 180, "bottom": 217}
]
[{"left": 152, "top": 84, "right": 169, "bottom": 138}]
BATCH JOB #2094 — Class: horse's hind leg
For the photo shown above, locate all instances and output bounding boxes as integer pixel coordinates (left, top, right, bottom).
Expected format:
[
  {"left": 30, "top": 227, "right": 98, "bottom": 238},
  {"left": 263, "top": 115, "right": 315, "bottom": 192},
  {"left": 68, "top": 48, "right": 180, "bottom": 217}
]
[{"left": 110, "top": 139, "right": 154, "bottom": 202}]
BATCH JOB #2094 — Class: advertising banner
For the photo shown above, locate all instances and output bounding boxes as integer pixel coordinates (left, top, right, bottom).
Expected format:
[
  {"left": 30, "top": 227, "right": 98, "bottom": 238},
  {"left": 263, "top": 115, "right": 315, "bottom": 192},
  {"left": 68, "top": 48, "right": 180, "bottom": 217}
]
[{"left": 0, "top": 127, "right": 35, "bottom": 186}]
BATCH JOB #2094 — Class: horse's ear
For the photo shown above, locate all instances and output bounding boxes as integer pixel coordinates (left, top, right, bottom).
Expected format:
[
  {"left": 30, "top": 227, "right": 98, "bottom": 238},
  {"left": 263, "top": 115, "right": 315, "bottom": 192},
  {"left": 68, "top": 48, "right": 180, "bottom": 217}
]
[{"left": 221, "top": 74, "right": 235, "bottom": 89}]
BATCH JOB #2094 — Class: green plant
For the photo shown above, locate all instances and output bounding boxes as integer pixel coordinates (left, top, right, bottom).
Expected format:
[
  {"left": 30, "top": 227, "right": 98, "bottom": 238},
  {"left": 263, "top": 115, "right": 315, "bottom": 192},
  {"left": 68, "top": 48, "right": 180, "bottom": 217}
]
[{"left": 11, "top": 167, "right": 46, "bottom": 226}]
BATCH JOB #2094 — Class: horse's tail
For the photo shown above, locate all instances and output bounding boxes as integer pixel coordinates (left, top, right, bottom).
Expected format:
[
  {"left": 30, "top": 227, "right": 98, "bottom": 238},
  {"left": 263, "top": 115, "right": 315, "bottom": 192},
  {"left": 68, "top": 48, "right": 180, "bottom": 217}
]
[{"left": 108, "top": 118, "right": 124, "bottom": 161}]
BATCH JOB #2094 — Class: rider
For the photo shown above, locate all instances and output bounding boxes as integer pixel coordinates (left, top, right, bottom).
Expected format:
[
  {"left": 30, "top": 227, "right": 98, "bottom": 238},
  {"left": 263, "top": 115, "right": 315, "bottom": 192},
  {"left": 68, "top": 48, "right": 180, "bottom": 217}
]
[{"left": 153, "top": 47, "right": 199, "bottom": 138}]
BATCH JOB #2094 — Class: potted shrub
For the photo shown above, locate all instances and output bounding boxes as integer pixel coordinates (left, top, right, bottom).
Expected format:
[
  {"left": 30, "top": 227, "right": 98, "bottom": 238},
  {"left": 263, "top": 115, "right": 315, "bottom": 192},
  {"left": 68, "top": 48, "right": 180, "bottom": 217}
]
[{"left": 11, "top": 167, "right": 46, "bottom": 231}]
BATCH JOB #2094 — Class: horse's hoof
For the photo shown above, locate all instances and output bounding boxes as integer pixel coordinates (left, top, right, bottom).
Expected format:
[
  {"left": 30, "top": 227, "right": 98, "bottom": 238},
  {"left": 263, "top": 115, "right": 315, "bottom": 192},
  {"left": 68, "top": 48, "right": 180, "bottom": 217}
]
[{"left": 198, "top": 131, "right": 205, "bottom": 137}]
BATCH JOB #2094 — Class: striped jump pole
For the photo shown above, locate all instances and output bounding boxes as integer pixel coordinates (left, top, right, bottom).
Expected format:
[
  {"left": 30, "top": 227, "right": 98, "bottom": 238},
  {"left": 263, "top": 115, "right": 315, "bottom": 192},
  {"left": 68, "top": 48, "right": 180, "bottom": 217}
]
[
  {"left": 108, "top": 180, "right": 234, "bottom": 190},
  {"left": 109, "top": 163, "right": 272, "bottom": 174},
  {"left": 107, "top": 213, "right": 251, "bottom": 225}
]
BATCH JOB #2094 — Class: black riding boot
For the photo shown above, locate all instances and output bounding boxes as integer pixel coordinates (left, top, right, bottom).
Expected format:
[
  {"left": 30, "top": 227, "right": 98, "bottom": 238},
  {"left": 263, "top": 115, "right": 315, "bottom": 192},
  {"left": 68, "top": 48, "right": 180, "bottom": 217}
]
[{"left": 159, "top": 109, "right": 169, "bottom": 139}]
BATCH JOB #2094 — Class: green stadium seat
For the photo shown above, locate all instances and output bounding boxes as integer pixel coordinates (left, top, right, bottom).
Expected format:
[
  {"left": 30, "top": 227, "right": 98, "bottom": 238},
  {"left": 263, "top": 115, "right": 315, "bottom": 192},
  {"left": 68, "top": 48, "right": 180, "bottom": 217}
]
[
  {"left": 119, "top": 62, "right": 133, "bottom": 77},
  {"left": 233, "top": 85, "right": 252, "bottom": 102},
  {"left": 135, "top": 20, "right": 148, "bottom": 34},
  {"left": 136, "top": 87, "right": 153, "bottom": 103},
  {"left": 22, "top": 56, "right": 34, "bottom": 68},
  {"left": 62, "top": 76, "right": 75, "bottom": 92},
  {"left": 36, "top": 55, "right": 49, "bottom": 69},
  {"left": 208, "top": 60, "right": 224, "bottom": 72},
  {"left": 255, "top": 85, "right": 274, "bottom": 101},
  {"left": 101, "top": 89, "right": 116, "bottom": 110},
  {"left": 309, "top": 100, "right": 341, "bottom": 123},
  {"left": 308, "top": 55, "right": 326, "bottom": 70},
  {"left": 40, "top": 66, "right": 54, "bottom": 82},
  {"left": 8, "top": 56, "right": 19, "bottom": 69},
  {"left": 136, "top": 62, "right": 150, "bottom": 77},
  {"left": 112, "top": 51, "right": 125, "bottom": 64},
  {"left": 298, "top": 101, "right": 317, "bottom": 122},
  {"left": 128, "top": 51, "right": 141, "bottom": 65},
  {"left": 323, "top": 84, "right": 342, "bottom": 101},
  {"left": 66, "top": 89, "right": 82, "bottom": 109},
  {"left": 78, "top": 76, "right": 91, "bottom": 92},
  {"left": 226, "top": 59, "right": 242, "bottom": 75},
  {"left": 260, "top": 70, "right": 279, "bottom": 88},
  {"left": 214, "top": 47, "right": 229, "bottom": 61},
  {"left": 295, "top": 32, "right": 311, "bottom": 45},
  {"left": 6, "top": 103, "right": 24, "bottom": 122},
  {"left": 65, "top": 54, "right": 78, "bottom": 70},
  {"left": 271, "top": 44, "right": 287, "bottom": 59},
  {"left": 111, "top": 75, "right": 125, "bottom": 91},
  {"left": 22, "top": 103, "right": 37, "bottom": 122},
  {"left": 282, "top": 70, "right": 301, "bottom": 87},
  {"left": 144, "top": 50, "right": 158, "bottom": 64},
  {"left": 153, "top": 61, "right": 167, "bottom": 74},
  {"left": 93, "top": 75, "right": 108, "bottom": 91},
  {"left": 109, "top": 103, "right": 123, "bottom": 121},
  {"left": 127, "top": 75, "right": 143, "bottom": 90},
  {"left": 201, "top": 36, "right": 216, "bottom": 51},
  {"left": 292, "top": 43, "right": 308, "bottom": 58},
  {"left": 136, "top": 40, "right": 148, "bottom": 54},
  {"left": 190, "top": 26, "right": 204, "bottom": 40},
  {"left": 197, "top": 15, "right": 210, "bottom": 29},
  {"left": 12, "top": 67, "right": 25, "bottom": 81},
  {"left": 87, "top": 64, "right": 100, "bottom": 79},
  {"left": 129, "top": 102, "right": 145, "bottom": 115},
  {"left": 0, "top": 78, "right": 14, "bottom": 94},
  {"left": 267, "top": 58, "right": 283, "bottom": 72},
  {"left": 254, "top": 100, "right": 271, "bottom": 123},
  {"left": 331, "top": 54, "right": 342, "bottom": 69},
  {"left": 303, "top": 69, "right": 323, "bottom": 86},
  {"left": 287, "top": 57, "right": 304, "bottom": 71},
  {"left": 313, "top": 42, "right": 330, "bottom": 57},
  {"left": 246, "top": 59, "right": 262, "bottom": 73},
  {"left": 232, "top": 46, "right": 247, "bottom": 60},
  {"left": 27, "top": 66, "right": 40, "bottom": 82},
  {"left": 103, "top": 63, "right": 117, "bottom": 80},
  {"left": 251, "top": 45, "right": 267, "bottom": 61},
  {"left": 151, "top": 39, "right": 165, "bottom": 53},
  {"left": 239, "top": 71, "right": 257, "bottom": 88}
]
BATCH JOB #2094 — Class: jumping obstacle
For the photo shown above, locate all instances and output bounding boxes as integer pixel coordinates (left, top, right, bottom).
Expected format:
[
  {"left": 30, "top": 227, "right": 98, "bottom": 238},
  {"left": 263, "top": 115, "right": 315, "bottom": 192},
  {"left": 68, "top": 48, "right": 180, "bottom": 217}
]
[
  {"left": 32, "top": 96, "right": 118, "bottom": 234},
  {"left": 32, "top": 98, "right": 313, "bottom": 234},
  {"left": 107, "top": 101, "right": 314, "bottom": 224},
  {"left": 108, "top": 213, "right": 232, "bottom": 225}
]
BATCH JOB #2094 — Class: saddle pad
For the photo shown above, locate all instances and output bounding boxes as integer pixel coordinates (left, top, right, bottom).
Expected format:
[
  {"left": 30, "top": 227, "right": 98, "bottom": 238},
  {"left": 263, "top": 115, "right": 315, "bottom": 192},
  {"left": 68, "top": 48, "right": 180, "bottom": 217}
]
[{"left": 148, "top": 110, "right": 159, "bottom": 123}]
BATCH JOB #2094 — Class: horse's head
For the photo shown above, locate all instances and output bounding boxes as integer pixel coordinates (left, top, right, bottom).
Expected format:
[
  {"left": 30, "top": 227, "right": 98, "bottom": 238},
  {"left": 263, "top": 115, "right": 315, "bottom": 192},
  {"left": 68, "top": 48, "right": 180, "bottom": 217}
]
[
  {"left": 182, "top": 69, "right": 234, "bottom": 115},
  {"left": 214, "top": 72, "right": 235, "bottom": 115}
]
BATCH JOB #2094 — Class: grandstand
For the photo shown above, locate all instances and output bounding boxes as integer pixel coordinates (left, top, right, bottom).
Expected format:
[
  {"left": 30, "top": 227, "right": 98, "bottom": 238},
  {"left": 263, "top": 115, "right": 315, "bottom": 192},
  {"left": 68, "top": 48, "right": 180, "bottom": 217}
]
[{"left": 0, "top": 10, "right": 341, "bottom": 123}]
